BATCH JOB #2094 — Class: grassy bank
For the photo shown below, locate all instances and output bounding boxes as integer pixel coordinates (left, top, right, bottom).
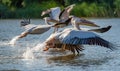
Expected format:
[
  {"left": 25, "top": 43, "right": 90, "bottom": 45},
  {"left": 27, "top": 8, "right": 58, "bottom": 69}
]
[{"left": 0, "top": 0, "right": 120, "bottom": 19}]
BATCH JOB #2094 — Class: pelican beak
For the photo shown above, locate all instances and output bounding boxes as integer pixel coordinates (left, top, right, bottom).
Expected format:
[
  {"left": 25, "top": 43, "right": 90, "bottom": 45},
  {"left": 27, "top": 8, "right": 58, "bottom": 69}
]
[
  {"left": 41, "top": 12, "right": 44, "bottom": 16},
  {"left": 71, "top": 4, "right": 76, "bottom": 7},
  {"left": 43, "top": 47, "right": 49, "bottom": 51}
]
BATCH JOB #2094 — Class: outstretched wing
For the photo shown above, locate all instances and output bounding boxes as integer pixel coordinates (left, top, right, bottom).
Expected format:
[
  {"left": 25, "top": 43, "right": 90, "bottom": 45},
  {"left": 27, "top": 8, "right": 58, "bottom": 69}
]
[
  {"left": 71, "top": 17, "right": 100, "bottom": 27},
  {"left": 41, "top": 7, "right": 61, "bottom": 21},
  {"left": 28, "top": 25, "right": 51, "bottom": 34},
  {"left": 59, "top": 4, "right": 75, "bottom": 22},
  {"left": 58, "top": 30, "right": 115, "bottom": 50},
  {"left": 88, "top": 26, "right": 112, "bottom": 33},
  {"left": 50, "top": 7, "right": 61, "bottom": 21}
]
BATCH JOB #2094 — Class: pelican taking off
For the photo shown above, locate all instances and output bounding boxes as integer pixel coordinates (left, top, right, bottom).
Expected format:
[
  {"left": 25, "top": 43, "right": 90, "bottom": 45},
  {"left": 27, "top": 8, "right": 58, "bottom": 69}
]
[
  {"left": 41, "top": 4, "right": 103, "bottom": 33},
  {"left": 43, "top": 28, "right": 115, "bottom": 53},
  {"left": 18, "top": 18, "right": 72, "bottom": 38},
  {"left": 41, "top": 7, "right": 61, "bottom": 24},
  {"left": 18, "top": 19, "right": 53, "bottom": 38},
  {"left": 41, "top": 4, "right": 76, "bottom": 24}
]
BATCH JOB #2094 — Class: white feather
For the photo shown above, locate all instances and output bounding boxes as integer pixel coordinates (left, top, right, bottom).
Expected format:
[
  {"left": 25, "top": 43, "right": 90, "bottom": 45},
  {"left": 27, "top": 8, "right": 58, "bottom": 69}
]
[
  {"left": 59, "top": 29, "right": 97, "bottom": 41},
  {"left": 50, "top": 7, "right": 61, "bottom": 21}
]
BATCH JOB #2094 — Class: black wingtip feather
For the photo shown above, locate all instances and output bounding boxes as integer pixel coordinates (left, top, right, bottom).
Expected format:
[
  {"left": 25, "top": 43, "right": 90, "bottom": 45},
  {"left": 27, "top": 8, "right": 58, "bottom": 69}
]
[
  {"left": 95, "top": 37, "right": 116, "bottom": 50},
  {"left": 66, "top": 36, "right": 116, "bottom": 50}
]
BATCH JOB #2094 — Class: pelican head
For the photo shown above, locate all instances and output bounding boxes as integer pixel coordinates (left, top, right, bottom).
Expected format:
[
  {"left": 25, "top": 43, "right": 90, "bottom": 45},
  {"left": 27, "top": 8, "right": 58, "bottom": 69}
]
[
  {"left": 70, "top": 4, "right": 76, "bottom": 7},
  {"left": 43, "top": 37, "right": 56, "bottom": 51},
  {"left": 65, "top": 4, "right": 76, "bottom": 12},
  {"left": 20, "top": 18, "right": 30, "bottom": 27},
  {"left": 67, "top": 4, "right": 76, "bottom": 8},
  {"left": 69, "top": 15, "right": 75, "bottom": 18},
  {"left": 41, "top": 9, "right": 51, "bottom": 16}
]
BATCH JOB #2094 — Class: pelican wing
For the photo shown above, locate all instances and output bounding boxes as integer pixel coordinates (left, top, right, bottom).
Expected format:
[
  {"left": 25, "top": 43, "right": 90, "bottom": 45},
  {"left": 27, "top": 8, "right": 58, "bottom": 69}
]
[
  {"left": 72, "top": 17, "right": 100, "bottom": 27},
  {"left": 23, "top": 25, "right": 51, "bottom": 35},
  {"left": 88, "top": 26, "right": 112, "bottom": 33},
  {"left": 59, "top": 4, "right": 75, "bottom": 22},
  {"left": 50, "top": 7, "right": 61, "bottom": 21},
  {"left": 28, "top": 25, "right": 51, "bottom": 34},
  {"left": 59, "top": 30, "right": 115, "bottom": 50},
  {"left": 48, "top": 19, "right": 59, "bottom": 23},
  {"left": 23, "top": 24, "right": 37, "bottom": 30},
  {"left": 76, "top": 22, "right": 99, "bottom": 27}
]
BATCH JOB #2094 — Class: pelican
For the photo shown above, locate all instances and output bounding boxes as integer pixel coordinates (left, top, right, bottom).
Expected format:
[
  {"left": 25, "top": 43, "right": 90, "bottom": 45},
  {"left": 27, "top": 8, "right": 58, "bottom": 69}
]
[
  {"left": 58, "top": 4, "right": 76, "bottom": 22},
  {"left": 41, "top": 4, "right": 105, "bottom": 33},
  {"left": 18, "top": 25, "right": 52, "bottom": 38},
  {"left": 19, "top": 17, "right": 111, "bottom": 39},
  {"left": 19, "top": 18, "right": 72, "bottom": 38},
  {"left": 53, "top": 16, "right": 112, "bottom": 33},
  {"left": 41, "top": 4, "right": 99, "bottom": 26},
  {"left": 43, "top": 28, "right": 115, "bottom": 54},
  {"left": 41, "top": 4, "right": 76, "bottom": 24},
  {"left": 20, "top": 18, "right": 30, "bottom": 26},
  {"left": 18, "top": 19, "right": 52, "bottom": 38},
  {"left": 41, "top": 7, "right": 60, "bottom": 24}
]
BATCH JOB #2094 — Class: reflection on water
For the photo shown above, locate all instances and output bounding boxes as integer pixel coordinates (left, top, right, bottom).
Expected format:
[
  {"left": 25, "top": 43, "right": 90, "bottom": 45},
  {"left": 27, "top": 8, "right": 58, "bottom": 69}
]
[
  {"left": 47, "top": 54, "right": 83, "bottom": 64},
  {"left": 46, "top": 53, "right": 111, "bottom": 67},
  {"left": 0, "top": 19, "right": 120, "bottom": 71}
]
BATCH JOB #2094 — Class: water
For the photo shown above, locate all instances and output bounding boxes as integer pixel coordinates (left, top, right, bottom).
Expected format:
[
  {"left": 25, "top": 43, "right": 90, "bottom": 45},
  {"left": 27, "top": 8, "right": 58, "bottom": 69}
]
[{"left": 0, "top": 19, "right": 120, "bottom": 71}]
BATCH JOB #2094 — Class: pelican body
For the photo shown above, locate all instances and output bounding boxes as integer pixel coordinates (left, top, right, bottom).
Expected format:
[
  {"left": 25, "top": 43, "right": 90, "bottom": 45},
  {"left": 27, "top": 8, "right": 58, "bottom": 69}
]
[
  {"left": 43, "top": 28, "right": 115, "bottom": 54},
  {"left": 18, "top": 19, "right": 52, "bottom": 38}
]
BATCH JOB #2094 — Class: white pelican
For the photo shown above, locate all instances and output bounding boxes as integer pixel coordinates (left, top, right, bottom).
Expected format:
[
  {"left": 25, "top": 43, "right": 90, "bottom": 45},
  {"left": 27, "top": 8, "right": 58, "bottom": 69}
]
[
  {"left": 19, "top": 18, "right": 73, "bottom": 38},
  {"left": 18, "top": 25, "right": 52, "bottom": 38},
  {"left": 41, "top": 7, "right": 60, "bottom": 25},
  {"left": 41, "top": 4, "right": 75, "bottom": 24},
  {"left": 41, "top": 4, "right": 99, "bottom": 26},
  {"left": 43, "top": 28, "right": 115, "bottom": 54},
  {"left": 58, "top": 4, "right": 76, "bottom": 22},
  {"left": 18, "top": 19, "right": 53, "bottom": 38},
  {"left": 69, "top": 16, "right": 100, "bottom": 28},
  {"left": 41, "top": 4, "right": 102, "bottom": 33},
  {"left": 53, "top": 16, "right": 111, "bottom": 33}
]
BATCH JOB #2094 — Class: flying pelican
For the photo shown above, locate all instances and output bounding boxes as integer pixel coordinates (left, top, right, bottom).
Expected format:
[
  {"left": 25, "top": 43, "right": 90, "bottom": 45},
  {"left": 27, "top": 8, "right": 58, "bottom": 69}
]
[
  {"left": 18, "top": 25, "right": 52, "bottom": 38},
  {"left": 41, "top": 7, "right": 60, "bottom": 24},
  {"left": 41, "top": 4, "right": 76, "bottom": 24},
  {"left": 43, "top": 28, "right": 115, "bottom": 54},
  {"left": 53, "top": 15, "right": 111, "bottom": 33},
  {"left": 59, "top": 4, "right": 76, "bottom": 22},
  {"left": 18, "top": 19, "right": 53, "bottom": 38},
  {"left": 41, "top": 4, "right": 99, "bottom": 26},
  {"left": 19, "top": 18, "right": 72, "bottom": 38},
  {"left": 41, "top": 4, "right": 104, "bottom": 33},
  {"left": 19, "top": 17, "right": 111, "bottom": 39}
]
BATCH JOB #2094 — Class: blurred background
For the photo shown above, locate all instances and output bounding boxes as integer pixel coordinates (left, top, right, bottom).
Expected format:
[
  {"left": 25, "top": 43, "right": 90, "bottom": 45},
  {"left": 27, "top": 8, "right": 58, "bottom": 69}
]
[{"left": 0, "top": 0, "right": 120, "bottom": 19}]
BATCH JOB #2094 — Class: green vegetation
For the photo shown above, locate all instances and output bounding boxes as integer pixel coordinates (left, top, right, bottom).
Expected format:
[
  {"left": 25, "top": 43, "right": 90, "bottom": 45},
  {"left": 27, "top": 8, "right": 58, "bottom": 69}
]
[{"left": 0, "top": 0, "right": 120, "bottom": 18}]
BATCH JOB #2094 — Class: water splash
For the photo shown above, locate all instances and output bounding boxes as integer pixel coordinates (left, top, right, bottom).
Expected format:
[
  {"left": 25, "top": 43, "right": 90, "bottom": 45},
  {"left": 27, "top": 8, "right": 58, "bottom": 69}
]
[
  {"left": 9, "top": 36, "right": 20, "bottom": 45},
  {"left": 32, "top": 43, "right": 45, "bottom": 52},
  {"left": 23, "top": 47, "right": 35, "bottom": 59},
  {"left": 22, "top": 43, "right": 45, "bottom": 59}
]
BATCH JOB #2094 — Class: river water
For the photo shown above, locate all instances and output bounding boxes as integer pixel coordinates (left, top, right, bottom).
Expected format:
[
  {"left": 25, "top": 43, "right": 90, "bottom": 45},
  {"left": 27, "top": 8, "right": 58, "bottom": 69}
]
[{"left": 0, "top": 18, "right": 120, "bottom": 71}]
